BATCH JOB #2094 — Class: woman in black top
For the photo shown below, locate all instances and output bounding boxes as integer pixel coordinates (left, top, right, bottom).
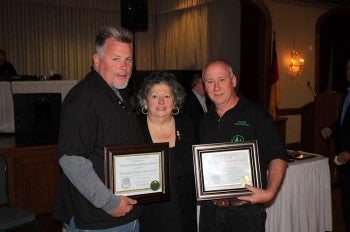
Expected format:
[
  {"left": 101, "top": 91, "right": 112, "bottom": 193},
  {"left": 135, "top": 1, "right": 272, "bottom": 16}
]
[{"left": 137, "top": 72, "right": 197, "bottom": 232}]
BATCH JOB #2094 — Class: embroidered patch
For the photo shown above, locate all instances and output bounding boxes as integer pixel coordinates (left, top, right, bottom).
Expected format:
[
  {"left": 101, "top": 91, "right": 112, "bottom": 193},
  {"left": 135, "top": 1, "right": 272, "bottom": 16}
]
[{"left": 234, "top": 120, "right": 250, "bottom": 126}]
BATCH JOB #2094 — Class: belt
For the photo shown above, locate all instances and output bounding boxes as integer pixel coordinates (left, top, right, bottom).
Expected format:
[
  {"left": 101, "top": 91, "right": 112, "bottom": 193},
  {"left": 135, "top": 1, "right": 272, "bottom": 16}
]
[{"left": 212, "top": 198, "right": 250, "bottom": 207}]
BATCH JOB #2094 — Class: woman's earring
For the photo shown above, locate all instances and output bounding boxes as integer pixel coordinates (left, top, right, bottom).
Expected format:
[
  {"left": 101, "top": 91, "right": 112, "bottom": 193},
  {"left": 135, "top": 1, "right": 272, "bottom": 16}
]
[
  {"left": 141, "top": 106, "right": 148, "bottom": 115},
  {"left": 172, "top": 106, "right": 179, "bottom": 115}
]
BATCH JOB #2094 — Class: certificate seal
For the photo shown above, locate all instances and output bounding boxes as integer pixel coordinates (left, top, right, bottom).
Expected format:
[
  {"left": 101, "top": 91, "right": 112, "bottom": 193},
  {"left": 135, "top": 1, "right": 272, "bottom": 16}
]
[
  {"left": 240, "top": 176, "right": 251, "bottom": 186},
  {"left": 150, "top": 180, "right": 160, "bottom": 191}
]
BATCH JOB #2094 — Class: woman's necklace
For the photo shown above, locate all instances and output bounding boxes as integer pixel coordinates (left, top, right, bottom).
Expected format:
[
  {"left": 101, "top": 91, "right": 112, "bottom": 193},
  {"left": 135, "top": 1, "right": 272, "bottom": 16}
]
[
  {"left": 151, "top": 127, "right": 175, "bottom": 140},
  {"left": 147, "top": 116, "right": 175, "bottom": 143}
]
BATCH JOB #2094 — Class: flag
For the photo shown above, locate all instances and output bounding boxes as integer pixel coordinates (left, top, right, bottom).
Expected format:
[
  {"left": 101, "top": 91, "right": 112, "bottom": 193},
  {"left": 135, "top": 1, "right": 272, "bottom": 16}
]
[{"left": 268, "top": 32, "right": 280, "bottom": 118}]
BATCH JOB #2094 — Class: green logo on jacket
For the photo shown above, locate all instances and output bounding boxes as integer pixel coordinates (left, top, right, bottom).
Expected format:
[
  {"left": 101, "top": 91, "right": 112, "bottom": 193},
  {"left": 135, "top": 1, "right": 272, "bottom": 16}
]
[
  {"left": 231, "top": 135, "right": 244, "bottom": 142},
  {"left": 234, "top": 120, "right": 250, "bottom": 126}
]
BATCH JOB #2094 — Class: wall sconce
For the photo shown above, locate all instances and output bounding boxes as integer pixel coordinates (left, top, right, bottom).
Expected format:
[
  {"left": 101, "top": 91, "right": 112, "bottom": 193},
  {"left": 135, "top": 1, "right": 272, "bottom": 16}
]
[{"left": 290, "top": 50, "right": 304, "bottom": 76}]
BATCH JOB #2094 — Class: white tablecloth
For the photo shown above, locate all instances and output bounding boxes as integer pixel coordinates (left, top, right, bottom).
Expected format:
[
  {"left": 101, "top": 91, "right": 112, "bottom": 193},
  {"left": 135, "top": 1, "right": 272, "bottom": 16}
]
[
  {"left": 11, "top": 80, "right": 77, "bottom": 98},
  {"left": 196, "top": 154, "right": 333, "bottom": 232},
  {"left": 0, "top": 82, "right": 15, "bottom": 132},
  {"left": 265, "top": 154, "right": 332, "bottom": 232},
  {"left": 0, "top": 80, "right": 77, "bottom": 133}
]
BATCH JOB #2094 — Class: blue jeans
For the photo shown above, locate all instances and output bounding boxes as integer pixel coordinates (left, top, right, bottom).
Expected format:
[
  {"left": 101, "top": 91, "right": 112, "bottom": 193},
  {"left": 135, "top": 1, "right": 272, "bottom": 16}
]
[
  {"left": 65, "top": 218, "right": 139, "bottom": 232},
  {"left": 199, "top": 202, "right": 266, "bottom": 232}
]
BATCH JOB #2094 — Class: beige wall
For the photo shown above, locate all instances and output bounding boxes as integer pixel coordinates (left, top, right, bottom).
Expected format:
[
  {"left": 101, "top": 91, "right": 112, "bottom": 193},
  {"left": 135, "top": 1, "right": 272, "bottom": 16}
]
[
  {"left": 1, "top": 0, "right": 337, "bottom": 144},
  {"left": 265, "top": 0, "right": 330, "bottom": 143}
]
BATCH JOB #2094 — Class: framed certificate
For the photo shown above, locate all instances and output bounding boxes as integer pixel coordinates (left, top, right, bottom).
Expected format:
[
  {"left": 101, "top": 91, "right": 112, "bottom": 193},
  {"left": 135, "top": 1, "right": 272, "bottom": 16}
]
[
  {"left": 104, "top": 143, "right": 170, "bottom": 204},
  {"left": 192, "top": 140, "right": 261, "bottom": 201}
]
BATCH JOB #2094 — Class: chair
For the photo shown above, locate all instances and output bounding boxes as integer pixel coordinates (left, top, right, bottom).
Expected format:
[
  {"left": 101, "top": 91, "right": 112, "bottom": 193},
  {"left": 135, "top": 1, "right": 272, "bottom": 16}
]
[{"left": 0, "top": 154, "right": 39, "bottom": 232}]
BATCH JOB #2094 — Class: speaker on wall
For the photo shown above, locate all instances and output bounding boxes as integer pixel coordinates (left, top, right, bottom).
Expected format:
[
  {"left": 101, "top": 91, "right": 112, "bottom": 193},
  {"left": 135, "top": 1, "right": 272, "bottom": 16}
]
[{"left": 121, "top": 0, "right": 148, "bottom": 31}]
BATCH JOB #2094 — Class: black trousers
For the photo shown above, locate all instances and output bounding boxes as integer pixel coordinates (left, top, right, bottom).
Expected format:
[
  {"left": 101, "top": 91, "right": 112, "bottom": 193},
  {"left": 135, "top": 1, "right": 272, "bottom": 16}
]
[
  {"left": 339, "top": 163, "right": 350, "bottom": 231},
  {"left": 199, "top": 202, "right": 266, "bottom": 232}
]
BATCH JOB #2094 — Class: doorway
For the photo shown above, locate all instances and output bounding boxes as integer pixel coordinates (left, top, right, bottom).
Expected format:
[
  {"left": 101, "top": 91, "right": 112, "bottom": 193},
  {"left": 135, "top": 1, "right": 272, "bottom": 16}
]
[
  {"left": 317, "top": 8, "right": 350, "bottom": 94},
  {"left": 240, "top": 0, "right": 271, "bottom": 107}
]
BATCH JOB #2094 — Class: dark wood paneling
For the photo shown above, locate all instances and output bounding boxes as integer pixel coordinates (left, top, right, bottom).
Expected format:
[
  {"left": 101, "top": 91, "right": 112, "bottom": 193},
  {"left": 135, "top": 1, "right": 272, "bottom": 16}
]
[{"left": 0, "top": 136, "right": 60, "bottom": 213}]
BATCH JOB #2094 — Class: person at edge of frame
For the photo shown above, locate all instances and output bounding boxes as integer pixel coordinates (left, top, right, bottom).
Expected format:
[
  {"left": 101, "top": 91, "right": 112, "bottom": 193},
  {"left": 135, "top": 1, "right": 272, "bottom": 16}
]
[{"left": 321, "top": 57, "right": 350, "bottom": 231}]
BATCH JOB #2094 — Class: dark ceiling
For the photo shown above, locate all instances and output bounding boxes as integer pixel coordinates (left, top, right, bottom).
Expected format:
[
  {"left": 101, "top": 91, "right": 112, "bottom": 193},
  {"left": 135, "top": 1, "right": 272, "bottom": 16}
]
[
  {"left": 315, "top": 0, "right": 350, "bottom": 6},
  {"left": 277, "top": 0, "right": 350, "bottom": 7}
]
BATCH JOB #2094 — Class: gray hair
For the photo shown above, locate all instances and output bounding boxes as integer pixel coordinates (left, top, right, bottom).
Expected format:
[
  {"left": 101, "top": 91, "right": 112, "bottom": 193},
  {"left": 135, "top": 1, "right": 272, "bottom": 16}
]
[
  {"left": 202, "top": 60, "right": 234, "bottom": 78},
  {"left": 137, "top": 72, "right": 186, "bottom": 108},
  {"left": 191, "top": 72, "right": 202, "bottom": 88},
  {"left": 95, "top": 26, "right": 133, "bottom": 56}
]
